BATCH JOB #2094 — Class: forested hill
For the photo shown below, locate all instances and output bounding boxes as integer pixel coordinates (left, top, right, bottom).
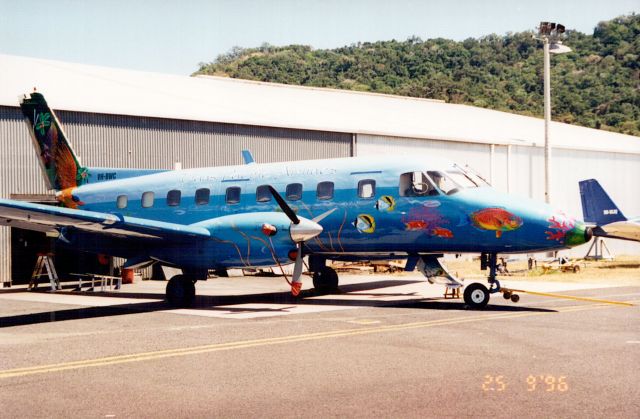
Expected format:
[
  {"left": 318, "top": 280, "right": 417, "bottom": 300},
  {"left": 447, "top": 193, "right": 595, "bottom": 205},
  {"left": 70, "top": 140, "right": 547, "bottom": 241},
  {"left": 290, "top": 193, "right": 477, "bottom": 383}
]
[{"left": 195, "top": 14, "right": 640, "bottom": 137}]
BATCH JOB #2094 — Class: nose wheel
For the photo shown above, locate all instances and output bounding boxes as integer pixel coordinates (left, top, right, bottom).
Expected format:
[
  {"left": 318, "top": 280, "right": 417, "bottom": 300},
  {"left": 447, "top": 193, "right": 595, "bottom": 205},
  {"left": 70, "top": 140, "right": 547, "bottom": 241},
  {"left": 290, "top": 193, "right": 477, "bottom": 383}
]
[
  {"left": 463, "top": 253, "right": 521, "bottom": 309},
  {"left": 463, "top": 283, "right": 490, "bottom": 309}
]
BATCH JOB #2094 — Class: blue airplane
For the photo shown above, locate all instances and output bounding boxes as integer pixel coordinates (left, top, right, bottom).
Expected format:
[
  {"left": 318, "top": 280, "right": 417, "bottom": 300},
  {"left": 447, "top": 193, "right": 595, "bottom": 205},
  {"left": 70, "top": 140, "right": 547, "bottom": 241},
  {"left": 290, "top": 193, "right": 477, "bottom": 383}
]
[
  {"left": 579, "top": 179, "right": 640, "bottom": 242},
  {"left": 0, "top": 92, "right": 593, "bottom": 308}
]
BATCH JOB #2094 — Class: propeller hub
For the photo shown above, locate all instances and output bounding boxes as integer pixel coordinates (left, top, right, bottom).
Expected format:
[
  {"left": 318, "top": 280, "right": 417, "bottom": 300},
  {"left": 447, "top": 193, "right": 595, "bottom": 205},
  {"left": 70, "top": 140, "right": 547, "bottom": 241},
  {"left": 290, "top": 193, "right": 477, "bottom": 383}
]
[{"left": 290, "top": 218, "right": 323, "bottom": 242}]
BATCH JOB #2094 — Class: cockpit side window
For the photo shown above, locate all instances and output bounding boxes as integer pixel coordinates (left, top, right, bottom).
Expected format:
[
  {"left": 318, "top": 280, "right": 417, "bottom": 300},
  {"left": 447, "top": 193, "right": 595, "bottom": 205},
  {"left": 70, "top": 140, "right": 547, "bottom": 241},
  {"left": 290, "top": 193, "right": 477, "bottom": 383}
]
[
  {"left": 427, "top": 171, "right": 461, "bottom": 195},
  {"left": 399, "top": 172, "right": 438, "bottom": 197}
]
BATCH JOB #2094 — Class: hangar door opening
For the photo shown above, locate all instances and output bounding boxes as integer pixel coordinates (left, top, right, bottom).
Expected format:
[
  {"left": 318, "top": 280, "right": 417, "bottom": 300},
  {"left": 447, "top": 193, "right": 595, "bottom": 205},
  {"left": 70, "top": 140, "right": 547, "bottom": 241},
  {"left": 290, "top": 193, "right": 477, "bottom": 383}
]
[{"left": 10, "top": 227, "right": 110, "bottom": 285}]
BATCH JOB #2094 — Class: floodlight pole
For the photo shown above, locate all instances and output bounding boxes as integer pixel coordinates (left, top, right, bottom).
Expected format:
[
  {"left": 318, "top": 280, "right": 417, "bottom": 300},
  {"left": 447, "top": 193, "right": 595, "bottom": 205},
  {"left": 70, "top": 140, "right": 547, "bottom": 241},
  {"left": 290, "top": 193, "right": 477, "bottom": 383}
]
[{"left": 543, "top": 37, "right": 551, "bottom": 204}]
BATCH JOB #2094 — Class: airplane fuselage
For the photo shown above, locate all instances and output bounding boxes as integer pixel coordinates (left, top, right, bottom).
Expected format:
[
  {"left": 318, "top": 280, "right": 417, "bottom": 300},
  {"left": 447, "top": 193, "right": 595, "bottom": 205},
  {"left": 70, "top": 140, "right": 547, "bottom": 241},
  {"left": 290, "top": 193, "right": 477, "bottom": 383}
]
[{"left": 62, "top": 155, "right": 590, "bottom": 270}]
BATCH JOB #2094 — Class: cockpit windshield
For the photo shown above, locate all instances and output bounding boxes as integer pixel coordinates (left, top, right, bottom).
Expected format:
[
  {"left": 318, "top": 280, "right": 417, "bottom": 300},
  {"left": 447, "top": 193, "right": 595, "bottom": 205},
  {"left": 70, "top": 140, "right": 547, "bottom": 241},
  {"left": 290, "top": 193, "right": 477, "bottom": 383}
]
[
  {"left": 400, "top": 166, "right": 482, "bottom": 197},
  {"left": 427, "top": 167, "right": 479, "bottom": 195}
]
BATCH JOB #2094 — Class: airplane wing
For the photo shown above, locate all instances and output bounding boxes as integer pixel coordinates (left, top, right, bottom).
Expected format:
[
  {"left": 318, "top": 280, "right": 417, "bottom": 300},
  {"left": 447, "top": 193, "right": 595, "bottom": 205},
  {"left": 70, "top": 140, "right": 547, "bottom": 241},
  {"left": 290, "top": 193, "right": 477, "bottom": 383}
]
[
  {"left": 594, "top": 220, "right": 640, "bottom": 242},
  {"left": 0, "top": 198, "right": 210, "bottom": 241}
]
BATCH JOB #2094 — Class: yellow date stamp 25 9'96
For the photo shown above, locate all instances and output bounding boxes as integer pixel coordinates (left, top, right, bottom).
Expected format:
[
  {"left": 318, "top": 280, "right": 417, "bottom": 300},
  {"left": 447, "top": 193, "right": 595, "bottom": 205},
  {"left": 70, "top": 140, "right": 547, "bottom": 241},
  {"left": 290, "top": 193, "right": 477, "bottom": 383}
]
[{"left": 482, "top": 375, "right": 569, "bottom": 393}]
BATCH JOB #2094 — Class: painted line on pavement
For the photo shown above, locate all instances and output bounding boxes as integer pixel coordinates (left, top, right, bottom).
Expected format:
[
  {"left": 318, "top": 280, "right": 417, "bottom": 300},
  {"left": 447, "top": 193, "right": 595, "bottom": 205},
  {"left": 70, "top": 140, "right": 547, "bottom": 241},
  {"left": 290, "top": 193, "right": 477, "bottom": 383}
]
[{"left": 0, "top": 299, "right": 636, "bottom": 380}]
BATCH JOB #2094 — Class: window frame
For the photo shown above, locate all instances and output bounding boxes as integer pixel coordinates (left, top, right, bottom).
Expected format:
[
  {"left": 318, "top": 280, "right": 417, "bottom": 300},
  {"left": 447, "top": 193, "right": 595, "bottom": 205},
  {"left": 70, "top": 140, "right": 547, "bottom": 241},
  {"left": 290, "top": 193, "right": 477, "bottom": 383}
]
[
  {"left": 357, "top": 179, "right": 376, "bottom": 199},
  {"left": 195, "top": 188, "right": 210, "bottom": 206},
  {"left": 256, "top": 185, "right": 272, "bottom": 203},
  {"left": 166, "top": 189, "right": 181, "bottom": 207},
  {"left": 316, "top": 181, "right": 335, "bottom": 200},
  {"left": 141, "top": 191, "right": 155, "bottom": 208},
  {"left": 116, "top": 194, "right": 128, "bottom": 209},
  {"left": 285, "top": 183, "right": 303, "bottom": 201},
  {"left": 225, "top": 186, "right": 241, "bottom": 205}
]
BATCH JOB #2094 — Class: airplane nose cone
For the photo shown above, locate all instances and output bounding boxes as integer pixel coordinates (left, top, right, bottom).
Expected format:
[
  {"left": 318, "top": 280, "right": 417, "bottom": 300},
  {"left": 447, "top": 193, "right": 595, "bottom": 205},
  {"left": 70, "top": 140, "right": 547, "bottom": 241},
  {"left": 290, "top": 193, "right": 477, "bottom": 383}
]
[
  {"left": 564, "top": 221, "right": 593, "bottom": 247},
  {"left": 290, "top": 218, "right": 323, "bottom": 242}
]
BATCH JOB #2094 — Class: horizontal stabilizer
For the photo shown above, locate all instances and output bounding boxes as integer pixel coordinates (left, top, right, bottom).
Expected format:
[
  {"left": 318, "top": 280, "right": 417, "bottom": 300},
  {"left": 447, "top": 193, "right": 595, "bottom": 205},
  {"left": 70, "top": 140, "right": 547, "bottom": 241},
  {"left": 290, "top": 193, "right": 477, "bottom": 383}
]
[{"left": 579, "top": 179, "right": 627, "bottom": 225}]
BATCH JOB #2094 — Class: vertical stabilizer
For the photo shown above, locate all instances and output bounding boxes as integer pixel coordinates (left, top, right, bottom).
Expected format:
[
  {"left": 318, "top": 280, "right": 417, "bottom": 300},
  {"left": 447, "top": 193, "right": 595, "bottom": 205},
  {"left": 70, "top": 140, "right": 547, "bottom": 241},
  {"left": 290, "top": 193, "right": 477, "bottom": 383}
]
[
  {"left": 19, "top": 92, "right": 88, "bottom": 191},
  {"left": 579, "top": 179, "right": 627, "bottom": 225}
]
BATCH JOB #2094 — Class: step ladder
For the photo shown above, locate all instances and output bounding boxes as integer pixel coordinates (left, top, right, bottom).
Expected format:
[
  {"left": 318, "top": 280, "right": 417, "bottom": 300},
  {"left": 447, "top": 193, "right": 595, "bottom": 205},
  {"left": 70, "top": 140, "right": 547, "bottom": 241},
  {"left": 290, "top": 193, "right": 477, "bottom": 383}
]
[{"left": 28, "top": 254, "right": 61, "bottom": 291}]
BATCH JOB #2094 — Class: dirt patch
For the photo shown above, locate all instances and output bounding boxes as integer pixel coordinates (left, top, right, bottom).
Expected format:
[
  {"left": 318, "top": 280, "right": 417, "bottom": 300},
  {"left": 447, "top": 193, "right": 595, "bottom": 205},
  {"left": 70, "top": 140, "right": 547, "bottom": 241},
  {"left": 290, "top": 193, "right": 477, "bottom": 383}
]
[{"left": 443, "top": 256, "right": 640, "bottom": 286}]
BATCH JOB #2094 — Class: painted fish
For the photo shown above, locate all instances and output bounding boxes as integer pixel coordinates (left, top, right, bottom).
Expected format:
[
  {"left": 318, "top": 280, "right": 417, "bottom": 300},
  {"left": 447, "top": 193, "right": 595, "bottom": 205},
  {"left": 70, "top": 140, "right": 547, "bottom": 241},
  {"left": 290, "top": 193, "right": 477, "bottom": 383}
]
[
  {"left": 353, "top": 214, "right": 376, "bottom": 233},
  {"left": 431, "top": 227, "right": 454, "bottom": 238},
  {"left": 404, "top": 220, "right": 428, "bottom": 231},
  {"left": 375, "top": 195, "right": 396, "bottom": 212},
  {"left": 56, "top": 187, "right": 85, "bottom": 209},
  {"left": 470, "top": 207, "right": 522, "bottom": 238}
]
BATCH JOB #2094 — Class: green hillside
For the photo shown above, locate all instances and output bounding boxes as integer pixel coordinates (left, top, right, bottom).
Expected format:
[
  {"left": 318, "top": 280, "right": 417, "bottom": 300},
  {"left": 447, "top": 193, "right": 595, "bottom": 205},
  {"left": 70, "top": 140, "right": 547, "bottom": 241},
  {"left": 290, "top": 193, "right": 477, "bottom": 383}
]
[{"left": 195, "top": 14, "right": 640, "bottom": 137}]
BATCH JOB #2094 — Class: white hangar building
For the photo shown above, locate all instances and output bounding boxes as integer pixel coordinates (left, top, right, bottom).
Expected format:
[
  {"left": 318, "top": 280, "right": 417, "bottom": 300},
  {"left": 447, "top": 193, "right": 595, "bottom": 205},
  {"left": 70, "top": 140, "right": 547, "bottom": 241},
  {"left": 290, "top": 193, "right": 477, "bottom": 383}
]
[{"left": 0, "top": 54, "right": 639, "bottom": 285}]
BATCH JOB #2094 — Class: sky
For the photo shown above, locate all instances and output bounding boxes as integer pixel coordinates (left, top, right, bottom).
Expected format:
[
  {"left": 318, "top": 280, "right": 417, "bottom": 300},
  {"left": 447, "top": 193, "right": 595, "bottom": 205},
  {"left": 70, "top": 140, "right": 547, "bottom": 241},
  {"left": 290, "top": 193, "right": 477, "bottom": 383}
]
[{"left": 0, "top": 0, "right": 637, "bottom": 75}]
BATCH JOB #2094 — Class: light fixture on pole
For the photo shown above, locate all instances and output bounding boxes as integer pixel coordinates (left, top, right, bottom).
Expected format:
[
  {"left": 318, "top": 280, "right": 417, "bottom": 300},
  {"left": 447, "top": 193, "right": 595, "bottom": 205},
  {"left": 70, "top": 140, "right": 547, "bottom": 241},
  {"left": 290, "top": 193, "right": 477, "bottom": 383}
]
[{"left": 536, "top": 22, "right": 571, "bottom": 204}]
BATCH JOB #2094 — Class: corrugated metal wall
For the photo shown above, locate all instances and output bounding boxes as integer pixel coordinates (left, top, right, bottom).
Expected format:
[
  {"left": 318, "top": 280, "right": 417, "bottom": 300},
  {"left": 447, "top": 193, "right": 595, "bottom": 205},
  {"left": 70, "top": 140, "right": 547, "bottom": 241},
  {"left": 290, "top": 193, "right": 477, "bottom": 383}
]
[{"left": 0, "top": 106, "right": 351, "bottom": 284}]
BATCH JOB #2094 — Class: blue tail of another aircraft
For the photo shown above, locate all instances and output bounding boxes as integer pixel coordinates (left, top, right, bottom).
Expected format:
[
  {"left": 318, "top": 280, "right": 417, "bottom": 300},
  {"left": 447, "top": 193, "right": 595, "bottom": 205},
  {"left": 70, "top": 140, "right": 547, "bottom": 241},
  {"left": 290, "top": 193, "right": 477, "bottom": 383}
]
[{"left": 579, "top": 179, "right": 627, "bottom": 225}]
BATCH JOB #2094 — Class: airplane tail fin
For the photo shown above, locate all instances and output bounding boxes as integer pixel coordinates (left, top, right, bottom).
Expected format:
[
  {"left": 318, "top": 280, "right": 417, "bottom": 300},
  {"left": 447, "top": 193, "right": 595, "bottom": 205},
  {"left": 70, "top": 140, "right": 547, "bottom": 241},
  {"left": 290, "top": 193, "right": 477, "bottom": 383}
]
[
  {"left": 579, "top": 179, "right": 627, "bottom": 225},
  {"left": 19, "top": 92, "right": 88, "bottom": 191}
]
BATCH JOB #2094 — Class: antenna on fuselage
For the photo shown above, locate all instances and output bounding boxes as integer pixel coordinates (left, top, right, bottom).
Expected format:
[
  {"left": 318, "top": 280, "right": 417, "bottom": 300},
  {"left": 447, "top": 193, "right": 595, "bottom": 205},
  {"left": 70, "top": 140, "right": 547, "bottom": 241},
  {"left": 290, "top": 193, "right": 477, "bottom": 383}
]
[{"left": 242, "top": 150, "right": 255, "bottom": 165}]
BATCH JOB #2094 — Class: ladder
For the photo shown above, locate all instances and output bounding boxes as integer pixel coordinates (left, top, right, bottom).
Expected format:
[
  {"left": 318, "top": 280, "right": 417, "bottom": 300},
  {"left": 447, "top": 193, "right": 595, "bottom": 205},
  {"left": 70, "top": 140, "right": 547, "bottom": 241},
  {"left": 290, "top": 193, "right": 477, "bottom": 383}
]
[{"left": 28, "top": 254, "right": 60, "bottom": 291}]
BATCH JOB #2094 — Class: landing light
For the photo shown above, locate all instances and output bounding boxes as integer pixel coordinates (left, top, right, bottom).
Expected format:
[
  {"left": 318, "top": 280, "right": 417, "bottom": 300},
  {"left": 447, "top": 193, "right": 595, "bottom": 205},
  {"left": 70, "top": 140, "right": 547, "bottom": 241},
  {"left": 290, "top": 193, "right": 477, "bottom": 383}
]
[{"left": 261, "top": 223, "right": 277, "bottom": 237}]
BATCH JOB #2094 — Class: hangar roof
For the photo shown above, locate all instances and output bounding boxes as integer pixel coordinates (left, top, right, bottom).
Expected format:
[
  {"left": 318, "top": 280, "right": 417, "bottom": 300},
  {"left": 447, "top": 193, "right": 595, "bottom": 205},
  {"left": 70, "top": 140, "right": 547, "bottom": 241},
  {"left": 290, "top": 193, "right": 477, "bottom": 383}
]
[{"left": 1, "top": 54, "right": 638, "bottom": 154}]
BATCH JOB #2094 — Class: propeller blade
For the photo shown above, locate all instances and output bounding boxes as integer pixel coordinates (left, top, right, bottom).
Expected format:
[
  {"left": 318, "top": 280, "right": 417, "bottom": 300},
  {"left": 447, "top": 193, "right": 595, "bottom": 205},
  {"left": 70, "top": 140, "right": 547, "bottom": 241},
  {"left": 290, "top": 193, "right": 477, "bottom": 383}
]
[
  {"left": 267, "top": 186, "right": 300, "bottom": 225},
  {"left": 292, "top": 243, "right": 303, "bottom": 284},
  {"left": 312, "top": 207, "right": 337, "bottom": 223}
]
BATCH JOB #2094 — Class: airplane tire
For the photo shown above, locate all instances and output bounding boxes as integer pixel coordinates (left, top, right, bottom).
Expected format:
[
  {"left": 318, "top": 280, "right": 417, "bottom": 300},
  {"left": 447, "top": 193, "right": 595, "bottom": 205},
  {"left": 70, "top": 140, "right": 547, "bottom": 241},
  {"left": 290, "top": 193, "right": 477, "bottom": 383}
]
[
  {"left": 313, "top": 266, "right": 339, "bottom": 294},
  {"left": 166, "top": 275, "right": 196, "bottom": 308},
  {"left": 463, "top": 283, "right": 490, "bottom": 309}
]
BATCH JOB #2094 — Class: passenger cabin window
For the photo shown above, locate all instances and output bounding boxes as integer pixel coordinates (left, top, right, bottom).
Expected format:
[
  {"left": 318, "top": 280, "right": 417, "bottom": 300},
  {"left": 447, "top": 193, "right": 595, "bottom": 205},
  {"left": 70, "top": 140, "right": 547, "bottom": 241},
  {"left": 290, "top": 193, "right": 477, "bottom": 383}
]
[
  {"left": 226, "top": 187, "right": 241, "bottom": 204},
  {"left": 256, "top": 185, "right": 272, "bottom": 203},
  {"left": 358, "top": 179, "right": 376, "bottom": 199},
  {"left": 400, "top": 172, "right": 438, "bottom": 197},
  {"left": 116, "top": 194, "right": 128, "bottom": 209},
  {"left": 141, "top": 191, "right": 154, "bottom": 208},
  {"left": 166, "top": 189, "right": 181, "bottom": 206},
  {"left": 286, "top": 183, "right": 303, "bottom": 201},
  {"left": 317, "top": 181, "right": 334, "bottom": 200},
  {"left": 195, "top": 188, "right": 210, "bottom": 205}
]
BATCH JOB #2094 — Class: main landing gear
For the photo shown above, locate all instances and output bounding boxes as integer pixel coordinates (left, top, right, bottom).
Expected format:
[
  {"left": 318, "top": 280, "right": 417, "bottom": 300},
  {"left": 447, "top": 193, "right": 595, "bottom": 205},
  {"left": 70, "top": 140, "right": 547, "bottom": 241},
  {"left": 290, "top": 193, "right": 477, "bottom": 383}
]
[
  {"left": 463, "top": 253, "right": 520, "bottom": 309},
  {"left": 309, "top": 255, "right": 339, "bottom": 295},
  {"left": 166, "top": 270, "right": 207, "bottom": 307},
  {"left": 312, "top": 266, "right": 339, "bottom": 294}
]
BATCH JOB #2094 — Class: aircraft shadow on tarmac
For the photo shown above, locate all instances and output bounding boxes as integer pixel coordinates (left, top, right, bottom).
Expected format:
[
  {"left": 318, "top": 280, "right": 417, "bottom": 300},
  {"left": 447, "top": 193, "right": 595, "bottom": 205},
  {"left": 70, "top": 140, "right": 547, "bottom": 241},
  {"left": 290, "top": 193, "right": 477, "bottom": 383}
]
[{"left": 0, "top": 279, "right": 556, "bottom": 328}]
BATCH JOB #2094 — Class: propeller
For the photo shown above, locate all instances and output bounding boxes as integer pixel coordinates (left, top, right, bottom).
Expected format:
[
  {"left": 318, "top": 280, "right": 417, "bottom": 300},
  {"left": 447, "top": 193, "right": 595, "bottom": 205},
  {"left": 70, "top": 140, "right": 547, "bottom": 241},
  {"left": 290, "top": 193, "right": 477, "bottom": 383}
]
[
  {"left": 267, "top": 186, "right": 335, "bottom": 295},
  {"left": 267, "top": 186, "right": 299, "bottom": 224}
]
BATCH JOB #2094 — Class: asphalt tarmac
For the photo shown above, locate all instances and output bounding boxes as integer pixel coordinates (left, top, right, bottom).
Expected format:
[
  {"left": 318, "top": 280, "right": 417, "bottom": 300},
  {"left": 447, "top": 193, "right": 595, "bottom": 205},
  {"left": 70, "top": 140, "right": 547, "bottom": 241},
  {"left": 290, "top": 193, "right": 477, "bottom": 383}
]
[{"left": 0, "top": 274, "right": 638, "bottom": 418}]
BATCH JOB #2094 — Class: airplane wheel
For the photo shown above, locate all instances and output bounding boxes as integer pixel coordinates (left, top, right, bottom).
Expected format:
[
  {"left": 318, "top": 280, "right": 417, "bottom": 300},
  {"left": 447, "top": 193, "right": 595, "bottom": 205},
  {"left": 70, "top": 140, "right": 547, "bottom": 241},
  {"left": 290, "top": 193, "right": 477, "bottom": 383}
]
[
  {"left": 463, "top": 283, "right": 490, "bottom": 309},
  {"left": 313, "top": 266, "right": 339, "bottom": 294},
  {"left": 166, "top": 275, "right": 196, "bottom": 308},
  {"left": 510, "top": 294, "right": 520, "bottom": 303},
  {"left": 503, "top": 291, "right": 512, "bottom": 300}
]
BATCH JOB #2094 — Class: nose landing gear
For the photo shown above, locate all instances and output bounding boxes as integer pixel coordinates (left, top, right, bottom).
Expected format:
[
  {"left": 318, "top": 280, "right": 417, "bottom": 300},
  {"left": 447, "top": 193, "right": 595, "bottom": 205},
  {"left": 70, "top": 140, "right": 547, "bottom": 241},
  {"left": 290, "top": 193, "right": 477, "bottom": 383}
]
[{"left": 463, "top": 253, "right": 520, "bottom": 309}]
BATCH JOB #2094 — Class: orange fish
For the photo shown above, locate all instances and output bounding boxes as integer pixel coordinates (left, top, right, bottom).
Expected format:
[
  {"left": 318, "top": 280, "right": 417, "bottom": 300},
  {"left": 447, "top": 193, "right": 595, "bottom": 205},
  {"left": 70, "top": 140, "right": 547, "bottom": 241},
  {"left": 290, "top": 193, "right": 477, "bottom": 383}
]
[
  {"left": 404, "top": 220, "right": 428, "bottom": 231},
  {"left": 431, "top": 227, "right": 454, "bottom": 238},
  {"left": 471, "top": 207, "right": 522, "bottom": 238}
]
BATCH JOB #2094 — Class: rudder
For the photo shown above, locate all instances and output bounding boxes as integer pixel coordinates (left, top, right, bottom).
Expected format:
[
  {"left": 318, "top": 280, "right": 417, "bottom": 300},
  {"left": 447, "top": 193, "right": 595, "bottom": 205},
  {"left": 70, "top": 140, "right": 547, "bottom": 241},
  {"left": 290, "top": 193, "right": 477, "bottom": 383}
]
[
  {"left": 19, "top": 92, "right": 88, "bottom": 191},
  {"left": 579, "top": 179, "right": 626, "bottom": 225}
]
